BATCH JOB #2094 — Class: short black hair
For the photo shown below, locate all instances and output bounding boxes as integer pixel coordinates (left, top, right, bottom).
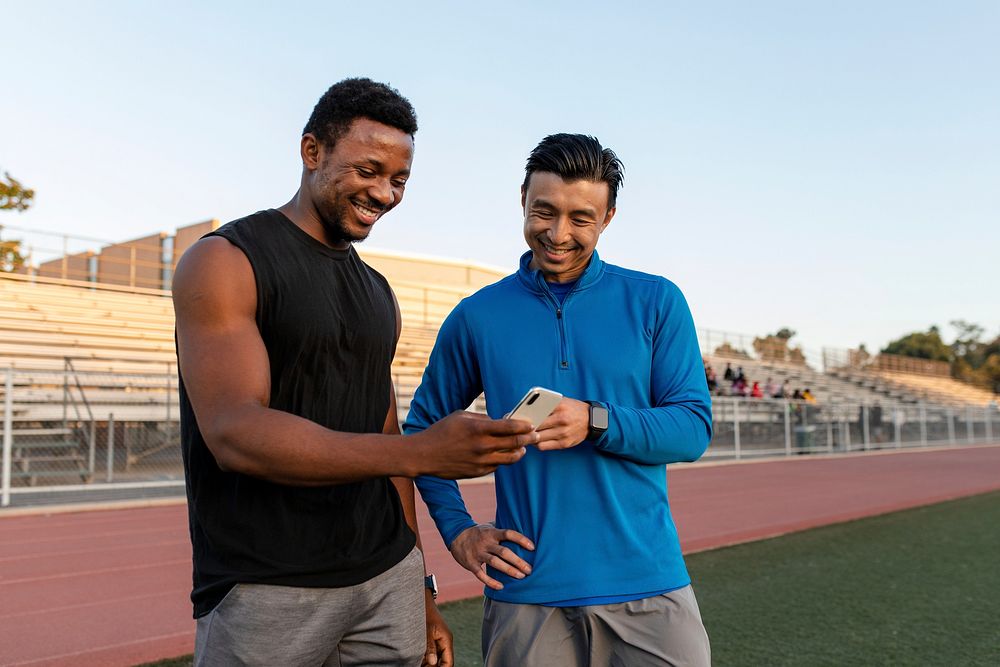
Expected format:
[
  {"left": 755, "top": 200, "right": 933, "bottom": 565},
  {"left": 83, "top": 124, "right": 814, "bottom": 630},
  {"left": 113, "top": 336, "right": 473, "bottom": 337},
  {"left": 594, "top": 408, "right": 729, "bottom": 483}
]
[
  {"left": 303, "top": 77, "right": 418, "bottom": 146},
  {"left": 523, "top": 133, "right": 624, "bottom": 208}
]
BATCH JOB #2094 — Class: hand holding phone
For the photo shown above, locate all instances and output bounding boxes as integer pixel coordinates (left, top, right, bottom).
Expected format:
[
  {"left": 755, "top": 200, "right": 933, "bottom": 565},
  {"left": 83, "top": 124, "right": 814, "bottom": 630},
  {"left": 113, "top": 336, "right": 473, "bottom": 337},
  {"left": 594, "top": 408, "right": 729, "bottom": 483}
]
[{"left": 506, "top": 387, "right": 562, "bottom": 429}]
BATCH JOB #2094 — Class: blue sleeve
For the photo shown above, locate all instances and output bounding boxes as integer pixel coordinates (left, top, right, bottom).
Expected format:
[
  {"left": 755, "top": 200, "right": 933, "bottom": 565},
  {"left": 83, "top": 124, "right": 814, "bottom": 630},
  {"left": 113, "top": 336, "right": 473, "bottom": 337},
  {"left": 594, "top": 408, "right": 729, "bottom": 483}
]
[
  {"left": 593, "top": 280, "right": 712, "bottom": 465},
  {"left": 402, "top": 303, "right": 484, "bottom": 547}
]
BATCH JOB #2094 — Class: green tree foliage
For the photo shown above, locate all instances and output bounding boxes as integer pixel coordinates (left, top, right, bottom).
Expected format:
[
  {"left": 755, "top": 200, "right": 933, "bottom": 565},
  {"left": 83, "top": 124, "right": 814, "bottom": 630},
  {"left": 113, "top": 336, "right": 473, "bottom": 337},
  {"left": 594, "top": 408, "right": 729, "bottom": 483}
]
[
  {"left": 0, "top": 171, "right": 34, "bottom": 272},
  {"left": 883, "top": 324, "right": 1000, "bottom": 394},
  {"left": 881, "top": 326, "right": 951, "bottom": 362},
  {"left": 1, "top": 172, "right": 35, "bottom": 211}
]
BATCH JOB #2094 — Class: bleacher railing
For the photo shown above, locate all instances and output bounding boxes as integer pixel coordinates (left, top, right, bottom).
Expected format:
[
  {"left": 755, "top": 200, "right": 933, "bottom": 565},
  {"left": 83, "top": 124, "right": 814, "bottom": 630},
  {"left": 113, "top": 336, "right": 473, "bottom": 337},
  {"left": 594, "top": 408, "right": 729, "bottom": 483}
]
[
  {"left": 822, "top": 347, "right": 952, "bottom": 377},
  {"left": 4, "top": 365, "right": 999, "bottom": 508},
  {"left": 706, "top": 396, "right": 997, "bottom": 460}
]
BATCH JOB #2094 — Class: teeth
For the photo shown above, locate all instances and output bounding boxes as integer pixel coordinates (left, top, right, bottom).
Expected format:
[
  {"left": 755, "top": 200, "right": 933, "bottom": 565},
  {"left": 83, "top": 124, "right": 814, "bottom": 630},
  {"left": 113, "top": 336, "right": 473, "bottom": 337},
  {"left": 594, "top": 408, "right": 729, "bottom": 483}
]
[{"left": 353, "top": 202, "right": 380, "bottom": 217}]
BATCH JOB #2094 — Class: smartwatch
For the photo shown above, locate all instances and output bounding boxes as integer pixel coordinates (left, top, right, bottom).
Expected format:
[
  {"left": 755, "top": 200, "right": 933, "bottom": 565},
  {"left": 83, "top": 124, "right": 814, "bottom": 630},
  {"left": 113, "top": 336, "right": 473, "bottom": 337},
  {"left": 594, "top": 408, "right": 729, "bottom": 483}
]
[
  {"left": 585, "top": 401, "right": 609, "bottom": 441},
  {"left": 424, "top": 573, "right": 438, "bottom": 599}
]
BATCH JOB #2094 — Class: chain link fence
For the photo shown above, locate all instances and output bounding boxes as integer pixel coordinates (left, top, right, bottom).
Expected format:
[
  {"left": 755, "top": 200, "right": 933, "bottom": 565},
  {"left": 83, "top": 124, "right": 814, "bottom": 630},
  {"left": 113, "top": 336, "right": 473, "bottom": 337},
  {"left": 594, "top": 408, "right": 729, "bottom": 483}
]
[
  {"left": 707, "top": 396, "right": 999, "bottom": 459},
  {"left": 3, "top": 366, "right": 998, "bottom": 507}
]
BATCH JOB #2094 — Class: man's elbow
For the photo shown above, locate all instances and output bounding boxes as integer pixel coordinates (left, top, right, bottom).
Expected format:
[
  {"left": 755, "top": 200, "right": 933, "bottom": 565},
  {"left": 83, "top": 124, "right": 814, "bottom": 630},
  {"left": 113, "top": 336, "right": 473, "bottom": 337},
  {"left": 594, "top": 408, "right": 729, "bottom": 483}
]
[
  {"left": 681, "top": 420, "right": 712, "bottom": 463},
  {"left": 201, "top": 410, "right": 257, "bottom": 474}
]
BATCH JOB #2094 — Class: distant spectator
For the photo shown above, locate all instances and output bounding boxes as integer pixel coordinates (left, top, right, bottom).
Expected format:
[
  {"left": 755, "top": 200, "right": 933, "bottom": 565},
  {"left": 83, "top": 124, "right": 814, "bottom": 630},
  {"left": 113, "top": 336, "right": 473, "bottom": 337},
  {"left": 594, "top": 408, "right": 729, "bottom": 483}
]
[
  {"left": 723, "top": 362, "right": 734, "bottom": 382},
  {"left": 764, "top": 377, "right": 780, "bottom": 398},
  {"left": 778, "top": 379, "right": 790, "bottom": 399},
  {"left": 735, "top": 366, "right": 746, "bottom": 383},
  {"left": 705, "top": 364, "right": 718, "bottom": 393},
  {"left": 750, "top": 381, "right": 763, "bottom": 398},
  {"left": 732, "top": 376, "right": 748, "bottom": 397},
  {"left": 802, "top": 388, "right": 816, "bottom": 404},
  {"left": 791, "top": 389, "right": 803, "bottom": 400}
]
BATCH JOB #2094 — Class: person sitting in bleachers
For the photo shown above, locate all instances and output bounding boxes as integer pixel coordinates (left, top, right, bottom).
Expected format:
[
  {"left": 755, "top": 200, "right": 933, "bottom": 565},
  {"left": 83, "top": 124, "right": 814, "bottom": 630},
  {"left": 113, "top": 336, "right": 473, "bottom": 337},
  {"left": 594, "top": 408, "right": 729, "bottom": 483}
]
[
  {"left": 774, "top": 380, "right": 790, "bottom": 399},
  {"left": 750, "top": 381, "right": 763, "bottom": 398},
  {"left": 764, "top": 377, "right": 780, "bottom": 398},
  {"left": 705, "top": 363, "right": 718, "bottom": 393},
  {"left": 723, "top": 362, "right": 734, "bottom": 382},
  {"left": 802, "top": 388, "right": 817, "bottom": 403}
]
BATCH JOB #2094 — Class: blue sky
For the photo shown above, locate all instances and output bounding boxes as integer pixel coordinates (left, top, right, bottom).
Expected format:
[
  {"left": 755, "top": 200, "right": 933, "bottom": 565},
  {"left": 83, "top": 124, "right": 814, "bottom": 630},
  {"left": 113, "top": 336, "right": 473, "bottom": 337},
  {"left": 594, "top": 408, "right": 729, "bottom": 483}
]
[{"left": 4, "top": 1, "right": 998, "bottom": 357}]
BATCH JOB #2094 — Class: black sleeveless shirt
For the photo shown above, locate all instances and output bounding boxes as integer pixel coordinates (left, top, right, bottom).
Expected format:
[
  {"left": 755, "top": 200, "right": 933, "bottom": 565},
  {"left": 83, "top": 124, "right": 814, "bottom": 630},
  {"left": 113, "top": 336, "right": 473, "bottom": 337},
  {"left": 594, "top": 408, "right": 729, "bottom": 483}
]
[{"left": 178, "top": 209, "right": 415, "bottom": 618}]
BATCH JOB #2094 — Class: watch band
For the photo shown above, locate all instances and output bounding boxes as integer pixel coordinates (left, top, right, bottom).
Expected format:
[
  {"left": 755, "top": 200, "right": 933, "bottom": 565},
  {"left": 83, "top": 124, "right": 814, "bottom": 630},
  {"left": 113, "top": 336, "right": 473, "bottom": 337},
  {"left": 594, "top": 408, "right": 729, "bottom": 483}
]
[{"left": 424, "top": 573, "right": 438, "bottom": 599}]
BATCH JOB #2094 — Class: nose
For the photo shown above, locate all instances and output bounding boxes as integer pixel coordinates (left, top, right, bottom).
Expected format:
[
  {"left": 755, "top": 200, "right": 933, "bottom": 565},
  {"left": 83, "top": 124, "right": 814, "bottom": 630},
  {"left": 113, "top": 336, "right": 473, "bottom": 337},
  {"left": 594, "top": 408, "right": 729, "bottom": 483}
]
[
  {"left": 368, "top": 178, "right": 395, "bottom": 208},
  {"left": 547, "top": 216, "right": 571, "bottom": 245}
]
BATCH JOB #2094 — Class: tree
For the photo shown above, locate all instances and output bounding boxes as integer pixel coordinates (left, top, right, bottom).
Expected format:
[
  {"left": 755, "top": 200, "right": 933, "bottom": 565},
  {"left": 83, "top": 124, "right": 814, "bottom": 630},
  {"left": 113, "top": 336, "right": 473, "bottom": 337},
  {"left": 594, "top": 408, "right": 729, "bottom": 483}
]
[
  {"left": 0, "top": 171, "right": 34, "bottom": 272},
  {"left": 950, "top": 319, "right": 986, "bottom": 367},
  {"left": 881, "top": 326, "right": 951, "bottom": 363},
  {"left": 882, "top": 323, "right": 999, "bottom": 395},
  {"left": 0, "top": 172, "right": 35, "bottom": 211}
]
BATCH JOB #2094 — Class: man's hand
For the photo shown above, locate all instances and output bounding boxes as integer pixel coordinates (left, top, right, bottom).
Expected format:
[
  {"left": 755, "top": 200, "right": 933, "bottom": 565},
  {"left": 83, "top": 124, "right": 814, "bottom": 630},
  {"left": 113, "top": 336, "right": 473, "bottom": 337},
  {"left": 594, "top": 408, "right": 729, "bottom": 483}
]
[
  {"left": 413, "top": 411, "right": 537, "bottom": 478},
  {"left": 534, "top": 398, "right": 590, "bottom": 451},
  {"left": 449, "top": 523, "right": 535, "bottom": 590},
  {"left": 423, "top": 591, "right": 453, "bottom": 667}
]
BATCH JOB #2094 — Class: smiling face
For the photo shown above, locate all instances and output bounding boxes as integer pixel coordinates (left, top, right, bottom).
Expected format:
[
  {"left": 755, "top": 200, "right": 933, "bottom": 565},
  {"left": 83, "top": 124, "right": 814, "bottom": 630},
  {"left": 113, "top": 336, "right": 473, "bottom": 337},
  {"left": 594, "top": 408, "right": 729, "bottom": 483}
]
[
  {"left": 522, "top": 171, "right": 616, "bottom": 283},
  {"left": 303, "top": 117, "right": 414, "bottom": 248}
]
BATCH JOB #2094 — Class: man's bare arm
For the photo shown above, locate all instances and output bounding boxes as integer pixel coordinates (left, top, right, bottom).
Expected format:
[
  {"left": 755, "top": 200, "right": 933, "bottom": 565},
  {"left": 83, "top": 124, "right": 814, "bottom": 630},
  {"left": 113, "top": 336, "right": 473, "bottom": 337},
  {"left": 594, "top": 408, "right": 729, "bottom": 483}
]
[{"left": 173, "top": 237, "right": 535, "bottom": 486}]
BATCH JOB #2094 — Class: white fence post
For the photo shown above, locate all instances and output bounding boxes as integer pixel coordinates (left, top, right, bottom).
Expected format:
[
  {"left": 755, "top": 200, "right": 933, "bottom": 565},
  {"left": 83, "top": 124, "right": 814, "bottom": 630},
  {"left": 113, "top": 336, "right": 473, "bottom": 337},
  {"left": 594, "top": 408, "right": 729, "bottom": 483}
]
[
  {"left": 919, "top": 403, "right": 927, "bottom": 446},
  {"left": 783, "top": 400, "right": 791, "bottom": 456},
  {"left": 862, "top": 404, "right": 870, "bottom": 450},
  {"left": 106, "top": 413, "right": 115, "bottom": 483},
  {"left": 88, "top": 420, "right": 96, "bottom": 478},
  {"left": 733, "top": 400, "right": 741, "bottom": 460},
  {"left": 2, "top": 367, "right": 13, "bottom": 507}
]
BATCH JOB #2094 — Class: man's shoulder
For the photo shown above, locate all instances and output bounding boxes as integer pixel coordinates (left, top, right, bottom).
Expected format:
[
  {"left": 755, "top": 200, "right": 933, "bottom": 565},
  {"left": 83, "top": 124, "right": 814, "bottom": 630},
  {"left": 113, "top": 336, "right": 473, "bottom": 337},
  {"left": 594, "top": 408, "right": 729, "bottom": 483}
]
[
  {"left": 210, "top": 209, "right": 278, "bottom": 240},
  {"left": 459, "top": 272, "right": 522, "bottom": 308},
  {"left": 600, "top": 262, "right": 681, "bottom": 297}
]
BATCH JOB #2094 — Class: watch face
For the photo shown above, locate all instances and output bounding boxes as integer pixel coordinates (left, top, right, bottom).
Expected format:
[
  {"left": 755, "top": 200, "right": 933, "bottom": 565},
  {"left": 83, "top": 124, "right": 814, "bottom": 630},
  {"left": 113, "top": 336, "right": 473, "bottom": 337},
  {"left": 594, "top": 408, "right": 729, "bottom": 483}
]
[{"left": 592, "top": 406, "right": 609, "bottom": 430}]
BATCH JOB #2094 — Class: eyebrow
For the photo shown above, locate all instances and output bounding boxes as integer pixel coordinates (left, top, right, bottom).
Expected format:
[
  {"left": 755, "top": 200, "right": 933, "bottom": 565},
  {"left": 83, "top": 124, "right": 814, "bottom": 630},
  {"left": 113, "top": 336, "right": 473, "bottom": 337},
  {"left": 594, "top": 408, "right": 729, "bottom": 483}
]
[{"left": 531, "top": 197, "right": 598, "bottom": 218}]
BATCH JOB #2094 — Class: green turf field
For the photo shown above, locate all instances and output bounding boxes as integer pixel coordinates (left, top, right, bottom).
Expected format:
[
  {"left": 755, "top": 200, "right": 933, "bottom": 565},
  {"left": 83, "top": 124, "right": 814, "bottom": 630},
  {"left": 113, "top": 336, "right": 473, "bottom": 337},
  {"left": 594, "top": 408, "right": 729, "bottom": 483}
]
[{"left": 143, "top": 491, "right": 1000, "bottom": 666}]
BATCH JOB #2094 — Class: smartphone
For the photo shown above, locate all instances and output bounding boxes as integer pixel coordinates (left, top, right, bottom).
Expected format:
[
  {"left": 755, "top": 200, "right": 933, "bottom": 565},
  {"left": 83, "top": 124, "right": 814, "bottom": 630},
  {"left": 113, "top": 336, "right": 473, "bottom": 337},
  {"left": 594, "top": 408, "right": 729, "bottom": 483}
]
[{"left": 506, "top": 387, "right": 563, "bottom": 428}]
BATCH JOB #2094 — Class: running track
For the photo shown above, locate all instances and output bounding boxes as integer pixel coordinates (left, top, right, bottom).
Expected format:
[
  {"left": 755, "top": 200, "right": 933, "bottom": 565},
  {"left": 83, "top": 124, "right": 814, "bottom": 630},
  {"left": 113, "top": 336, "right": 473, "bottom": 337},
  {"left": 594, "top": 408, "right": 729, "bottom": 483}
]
[{"left": 2, "top": 444, "right": 999, "bottom": 667}]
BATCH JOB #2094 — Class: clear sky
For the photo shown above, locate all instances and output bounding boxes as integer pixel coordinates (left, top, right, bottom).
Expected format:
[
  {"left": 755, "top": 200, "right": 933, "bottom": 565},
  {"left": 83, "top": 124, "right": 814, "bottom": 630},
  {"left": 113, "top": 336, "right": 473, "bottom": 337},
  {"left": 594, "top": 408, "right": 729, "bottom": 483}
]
[{"left": 4, "top": 0, "right": 998, "bottom": 359}]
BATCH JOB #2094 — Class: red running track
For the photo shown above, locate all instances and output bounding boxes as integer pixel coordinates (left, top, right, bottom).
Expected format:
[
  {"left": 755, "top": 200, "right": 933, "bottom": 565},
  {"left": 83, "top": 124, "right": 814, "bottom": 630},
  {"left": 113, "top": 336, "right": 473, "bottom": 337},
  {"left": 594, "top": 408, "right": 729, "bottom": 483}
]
[{"left": 2, "top": 444, "right": 999, "bottom": 667}]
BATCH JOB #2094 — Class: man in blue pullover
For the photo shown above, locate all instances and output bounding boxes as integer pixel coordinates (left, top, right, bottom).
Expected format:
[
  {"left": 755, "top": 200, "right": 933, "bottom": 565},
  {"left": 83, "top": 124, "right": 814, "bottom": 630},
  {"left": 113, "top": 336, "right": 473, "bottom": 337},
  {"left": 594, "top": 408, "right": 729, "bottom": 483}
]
[{"left": 404, "top": 134, "right": 713, "bottom": 665}]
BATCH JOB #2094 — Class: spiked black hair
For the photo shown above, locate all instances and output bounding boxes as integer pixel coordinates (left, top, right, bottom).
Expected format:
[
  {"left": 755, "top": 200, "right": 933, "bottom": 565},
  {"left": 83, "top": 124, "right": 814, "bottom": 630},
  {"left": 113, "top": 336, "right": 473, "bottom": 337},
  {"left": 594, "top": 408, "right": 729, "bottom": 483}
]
[{"left": 523, "top": 134, "right": 624, "bottom": 208}]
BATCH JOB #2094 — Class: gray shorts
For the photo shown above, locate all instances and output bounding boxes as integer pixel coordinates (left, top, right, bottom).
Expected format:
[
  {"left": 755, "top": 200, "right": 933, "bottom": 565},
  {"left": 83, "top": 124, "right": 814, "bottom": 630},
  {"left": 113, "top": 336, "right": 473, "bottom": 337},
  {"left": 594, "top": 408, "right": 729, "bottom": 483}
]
[
  {"left": 194, "top": 546, "right": 425, "bottom": 666},
  {"left": 482, "top": 585, "right": 711, "bottom": 667}
]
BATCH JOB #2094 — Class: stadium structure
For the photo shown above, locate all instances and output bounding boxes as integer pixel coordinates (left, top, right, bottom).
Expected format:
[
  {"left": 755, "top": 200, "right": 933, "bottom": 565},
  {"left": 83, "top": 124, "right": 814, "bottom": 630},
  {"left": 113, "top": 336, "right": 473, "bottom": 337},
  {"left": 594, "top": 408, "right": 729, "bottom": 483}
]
[{"left": 1, "top": 222, "right": 997, "bottom": 507}]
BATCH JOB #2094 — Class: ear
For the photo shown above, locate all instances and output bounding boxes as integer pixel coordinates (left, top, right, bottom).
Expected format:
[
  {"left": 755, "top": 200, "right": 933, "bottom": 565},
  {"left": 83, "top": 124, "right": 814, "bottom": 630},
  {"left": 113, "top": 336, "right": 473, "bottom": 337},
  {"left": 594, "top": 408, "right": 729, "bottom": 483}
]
[
  {"left": 600, "top": 206, "right": 616, "bottom": 233},
  {"left": 300, "top": 133, "right": 322, "bottom": 171},
  {"left": 520, "top": 184, "right": 527, "bottom": 210}
]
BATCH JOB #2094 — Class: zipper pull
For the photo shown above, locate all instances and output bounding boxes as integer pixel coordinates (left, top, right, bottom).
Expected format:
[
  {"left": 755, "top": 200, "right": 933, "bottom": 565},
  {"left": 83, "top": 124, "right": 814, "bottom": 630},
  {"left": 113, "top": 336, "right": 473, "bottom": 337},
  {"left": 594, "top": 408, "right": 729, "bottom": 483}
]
[{"left": 556, "top": 308, "right": 562, "bottom": 319}]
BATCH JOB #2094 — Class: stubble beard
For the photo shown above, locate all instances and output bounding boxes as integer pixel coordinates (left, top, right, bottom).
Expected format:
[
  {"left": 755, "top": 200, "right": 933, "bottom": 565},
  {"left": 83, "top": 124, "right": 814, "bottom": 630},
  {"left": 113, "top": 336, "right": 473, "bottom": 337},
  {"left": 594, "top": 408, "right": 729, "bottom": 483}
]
[{"left": 317, "top": 201, "right": 369, "bottom": 246}]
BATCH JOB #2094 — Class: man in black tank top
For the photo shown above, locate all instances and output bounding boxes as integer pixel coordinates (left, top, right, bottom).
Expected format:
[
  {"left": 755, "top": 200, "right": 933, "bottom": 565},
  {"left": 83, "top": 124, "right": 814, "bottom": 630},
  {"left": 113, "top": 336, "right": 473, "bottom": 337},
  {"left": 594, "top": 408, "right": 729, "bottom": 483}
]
[{"left": 173, "top": 78, "right": 538, "bottom": 667}]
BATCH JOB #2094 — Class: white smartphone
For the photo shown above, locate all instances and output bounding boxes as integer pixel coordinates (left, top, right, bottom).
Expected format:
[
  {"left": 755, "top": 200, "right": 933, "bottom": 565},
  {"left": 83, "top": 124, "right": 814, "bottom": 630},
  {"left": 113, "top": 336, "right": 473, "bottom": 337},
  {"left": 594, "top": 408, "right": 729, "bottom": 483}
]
[{"left": 506, "top": 386, "right": 563, "bottom": 428}]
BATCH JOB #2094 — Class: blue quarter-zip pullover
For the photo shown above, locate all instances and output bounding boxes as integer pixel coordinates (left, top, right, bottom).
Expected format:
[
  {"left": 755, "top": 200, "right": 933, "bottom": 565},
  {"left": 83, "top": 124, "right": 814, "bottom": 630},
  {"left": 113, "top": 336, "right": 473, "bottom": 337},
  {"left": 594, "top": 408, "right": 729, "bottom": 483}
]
[{"left": 404, "top": 251, "right": 712, "bottom": 605}]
